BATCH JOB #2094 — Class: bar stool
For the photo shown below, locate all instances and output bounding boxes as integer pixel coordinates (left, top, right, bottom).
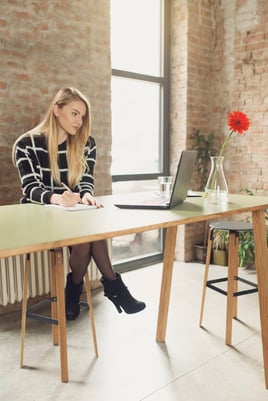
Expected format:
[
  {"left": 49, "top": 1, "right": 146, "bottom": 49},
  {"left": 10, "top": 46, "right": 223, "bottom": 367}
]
[
  {"left": 199, "top": 221, "right": 258, "bottom": 345},
  {"left": 20, "top": 249, "right": 98, "bottom": 380}
]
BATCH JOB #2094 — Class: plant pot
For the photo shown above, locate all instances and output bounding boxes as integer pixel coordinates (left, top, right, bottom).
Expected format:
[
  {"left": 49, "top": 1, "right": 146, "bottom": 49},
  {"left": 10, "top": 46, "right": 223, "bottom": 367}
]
[
  {"left": 212, "top": 249, "right": 228, "bottom": 266},
  {"left": 194, "top": 244, "right": 208, "bottom": 263}
]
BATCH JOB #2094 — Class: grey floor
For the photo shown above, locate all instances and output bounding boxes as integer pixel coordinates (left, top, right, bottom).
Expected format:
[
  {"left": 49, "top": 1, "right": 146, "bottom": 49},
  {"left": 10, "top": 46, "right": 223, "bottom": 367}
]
[{"left": 0, "top": 261, "right": 267, "bottom": 401}]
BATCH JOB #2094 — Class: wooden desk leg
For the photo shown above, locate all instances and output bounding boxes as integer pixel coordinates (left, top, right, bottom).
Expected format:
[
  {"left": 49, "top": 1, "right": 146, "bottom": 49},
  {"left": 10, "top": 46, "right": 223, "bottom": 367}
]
[
  {"left": 156, "top": 225, "right": 177, "bottom": 342},
  {"left": 54, "top": 248, "right": 69, "bottom": 383},
  {"left": 252, "top": 210, "right": 268, "bottom": 389}
]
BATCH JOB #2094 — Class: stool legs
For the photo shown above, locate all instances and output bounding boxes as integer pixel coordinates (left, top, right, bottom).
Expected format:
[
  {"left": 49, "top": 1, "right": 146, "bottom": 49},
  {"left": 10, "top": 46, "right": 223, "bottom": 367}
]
[
  {"left": 20, "top": 249, "right": 98, "bottom": 383},
  {"left": 50, "top": 250, "right": 59, "bottom": 346},
  {"left": 225, "top": 232, "right": 239, "bottom": 345},
  {"left": 199, "top": 228, "right": 213, "bottom": 327},
  {"left": 199, "top": 229, "right": 240, "bottom": 345},
  {"left": 53, "top": 248, "right": 68, "bottom": 382},
  {"left": 84, "top": 270, "right": 99, "bottom": 357},
  {"left": 20, "top": 253, "right": 30, "bottom": 368}
]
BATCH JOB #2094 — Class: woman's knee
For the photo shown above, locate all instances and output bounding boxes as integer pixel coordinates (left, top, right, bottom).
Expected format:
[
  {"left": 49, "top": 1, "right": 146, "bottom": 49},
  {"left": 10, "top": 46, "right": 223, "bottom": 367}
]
[{"left": 70, "top": 243, "right": 91, "bottom": 258}]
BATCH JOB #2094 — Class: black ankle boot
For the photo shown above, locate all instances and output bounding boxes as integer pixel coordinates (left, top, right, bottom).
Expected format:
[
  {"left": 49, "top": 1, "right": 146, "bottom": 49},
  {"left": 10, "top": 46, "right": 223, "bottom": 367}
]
[
  {"left": 101, "top": 273, "right": 146, "bottom": 314},
  {"left": 65, "top": 273, "right": 83, "bottom": 321}
]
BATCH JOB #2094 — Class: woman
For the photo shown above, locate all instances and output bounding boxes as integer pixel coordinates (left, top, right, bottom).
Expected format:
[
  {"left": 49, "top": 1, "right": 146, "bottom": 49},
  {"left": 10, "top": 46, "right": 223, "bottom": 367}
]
[{"left": 12, "top": 87, "right": 146, "bottom": 320}]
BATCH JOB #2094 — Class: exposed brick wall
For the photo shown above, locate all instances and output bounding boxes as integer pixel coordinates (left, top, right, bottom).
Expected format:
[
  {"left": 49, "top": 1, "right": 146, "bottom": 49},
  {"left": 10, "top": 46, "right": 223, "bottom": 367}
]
[
  {"left": 170, "top": 0, "right": 215, "bottom": 260},
  {"left": 170, "top": 0, "right": 268, "bottom": 261},
  {"left": 0, "top": 0, "right": 112, "bottom": 205},
  {"left": 1, "top": 0, "right": 268, "bottom": 263},
  {"left": 211, "top": 0, "right": 268, "bottom": 196}
]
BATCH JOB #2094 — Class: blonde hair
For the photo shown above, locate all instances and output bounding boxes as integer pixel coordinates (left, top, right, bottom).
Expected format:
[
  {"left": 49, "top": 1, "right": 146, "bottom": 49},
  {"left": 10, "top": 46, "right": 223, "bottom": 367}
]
[{"left": 12, "top": 87, "right": 91, "bottom": 187}]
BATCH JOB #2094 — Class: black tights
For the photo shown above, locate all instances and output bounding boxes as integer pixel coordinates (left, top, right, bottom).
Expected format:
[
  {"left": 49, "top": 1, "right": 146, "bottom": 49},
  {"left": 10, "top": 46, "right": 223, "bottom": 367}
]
[{"left": 69, "top": 240, "right": 116, "bottom": 284}]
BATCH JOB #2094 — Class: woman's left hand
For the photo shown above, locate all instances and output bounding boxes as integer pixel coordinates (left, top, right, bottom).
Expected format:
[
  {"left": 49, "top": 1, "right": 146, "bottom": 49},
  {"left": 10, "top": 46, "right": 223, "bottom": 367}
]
[{"left": 81, "top": 192, "right": 104, "bottom": 208}]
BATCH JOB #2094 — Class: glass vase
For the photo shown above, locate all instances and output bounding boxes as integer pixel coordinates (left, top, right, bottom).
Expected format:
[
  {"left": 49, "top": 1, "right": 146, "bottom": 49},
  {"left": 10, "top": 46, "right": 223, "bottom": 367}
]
[{"left": 205, "top": 156, "right": 228, "bottom": 204}]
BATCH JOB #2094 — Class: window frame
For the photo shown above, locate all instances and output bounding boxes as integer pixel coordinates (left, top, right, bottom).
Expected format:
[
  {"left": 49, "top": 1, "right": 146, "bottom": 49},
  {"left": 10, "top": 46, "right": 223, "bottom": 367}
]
[
  {"left": 111, "top": 0, "right": 170, "bottom": 182},
  {"left": 111, "top": 0, "right": 170, "bottom": 270}
]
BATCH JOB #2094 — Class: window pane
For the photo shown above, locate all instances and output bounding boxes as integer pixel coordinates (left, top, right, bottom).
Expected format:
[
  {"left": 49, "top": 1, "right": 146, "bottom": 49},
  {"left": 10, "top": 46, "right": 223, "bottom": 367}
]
[
  {"left": 110, "top": 0, "right": 165, "bottom": 270},
  {"left": 111, "top": 180, "right": 163, "bottom": 266},
  {"left": 111, "top": 0, "right": 161, "bottom": 76},
  {"left": 112, "top": 230, "right": 163, "bottom": 265},
  {"left": 111, "top": 76, "right": 161, "bottom": 175}
]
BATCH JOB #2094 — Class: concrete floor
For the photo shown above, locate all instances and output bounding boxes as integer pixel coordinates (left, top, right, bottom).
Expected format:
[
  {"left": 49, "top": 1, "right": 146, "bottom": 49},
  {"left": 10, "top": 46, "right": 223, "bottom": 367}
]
[{"left": 0, "top": 261, "right": 267, "bottom": 401}]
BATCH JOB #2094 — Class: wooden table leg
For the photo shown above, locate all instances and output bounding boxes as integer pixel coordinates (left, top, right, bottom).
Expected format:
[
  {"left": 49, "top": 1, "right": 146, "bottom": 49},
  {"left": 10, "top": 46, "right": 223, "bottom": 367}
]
[
  {"left": 156, "top": 225, "right": 177, "bottom": 342},
  {"left": 54, "top": 248, "right": 68, "bottom": 383},
  {"left": 252, "top": 210, "right": 268, "bottom": 389}
]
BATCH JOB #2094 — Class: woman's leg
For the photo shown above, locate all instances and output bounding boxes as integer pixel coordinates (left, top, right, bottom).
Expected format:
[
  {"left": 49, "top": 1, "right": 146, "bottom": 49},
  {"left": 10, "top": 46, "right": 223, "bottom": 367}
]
[
  {"left": 65, "top": 242, "right": 95, "bottom": 320},
  {"left": 67, "top": 240, "right": 146, "bottom": 318},
  {"left": 69, "top": 240, "right": 116, "bottom": 283}
]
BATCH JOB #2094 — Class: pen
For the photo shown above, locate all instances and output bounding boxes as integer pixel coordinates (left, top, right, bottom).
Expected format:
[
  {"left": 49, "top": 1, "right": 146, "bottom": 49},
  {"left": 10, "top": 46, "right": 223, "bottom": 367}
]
[{"left": 61, "top": 182, "right": 72, "bottom": 193}]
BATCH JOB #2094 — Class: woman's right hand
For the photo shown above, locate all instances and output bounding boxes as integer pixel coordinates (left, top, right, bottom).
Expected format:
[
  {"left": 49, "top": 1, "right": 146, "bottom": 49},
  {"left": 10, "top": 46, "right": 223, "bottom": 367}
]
[{"left": 50, "top": 191, "right": 81, "bottom": 207}]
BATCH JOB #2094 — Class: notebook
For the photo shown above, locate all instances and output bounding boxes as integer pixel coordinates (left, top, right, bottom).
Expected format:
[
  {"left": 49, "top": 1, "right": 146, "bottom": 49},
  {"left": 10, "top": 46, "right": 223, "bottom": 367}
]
[
  {"left": 114, "top": 150, "right": 198, "bottom": 210},
  {"left": 45, "top": 204, "right": 97, "bottom": 211}
]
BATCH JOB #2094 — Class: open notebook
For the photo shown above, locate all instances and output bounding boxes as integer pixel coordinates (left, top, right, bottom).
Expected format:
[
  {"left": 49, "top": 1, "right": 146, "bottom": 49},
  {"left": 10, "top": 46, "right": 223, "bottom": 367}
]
[
  {"left": 45, "top": 204, "right": 97, "bottom": 211},
  {"left": 114, "top": 150, "right": 198, "bottom": 210}
]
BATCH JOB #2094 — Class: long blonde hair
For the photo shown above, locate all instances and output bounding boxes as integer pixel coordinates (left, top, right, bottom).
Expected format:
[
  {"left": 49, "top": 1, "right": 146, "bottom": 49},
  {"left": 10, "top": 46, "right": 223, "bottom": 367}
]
[{"left": 12, "top": 87, "right": 92, "bottom": 187}]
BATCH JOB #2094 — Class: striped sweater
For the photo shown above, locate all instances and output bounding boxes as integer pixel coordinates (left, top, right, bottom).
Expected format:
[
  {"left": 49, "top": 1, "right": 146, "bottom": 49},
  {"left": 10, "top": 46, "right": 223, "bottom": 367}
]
[{"left": 15, "top": 133, "right": 96, "bottom": 204}]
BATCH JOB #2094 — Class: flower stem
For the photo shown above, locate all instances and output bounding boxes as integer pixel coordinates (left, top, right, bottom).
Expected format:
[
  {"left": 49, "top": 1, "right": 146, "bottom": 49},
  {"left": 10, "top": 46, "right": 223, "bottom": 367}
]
[{"left": 218, "top": 130, "right": 233, "bottom": 158}]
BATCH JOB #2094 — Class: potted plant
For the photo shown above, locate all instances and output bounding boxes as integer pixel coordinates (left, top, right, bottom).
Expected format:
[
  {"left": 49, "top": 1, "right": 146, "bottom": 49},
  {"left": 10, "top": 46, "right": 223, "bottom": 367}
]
[
  {"left": 190, "top": 128, "right": 216, "bottom": 191},
  {"left": 212, "top": 228, "right": 229, "bottom": 266},
  {"left": 237, "top": 188, "right": 268, "bottom": 269},
  {"left": 238, "top": 229, "right": 255, "bottom": 268}
]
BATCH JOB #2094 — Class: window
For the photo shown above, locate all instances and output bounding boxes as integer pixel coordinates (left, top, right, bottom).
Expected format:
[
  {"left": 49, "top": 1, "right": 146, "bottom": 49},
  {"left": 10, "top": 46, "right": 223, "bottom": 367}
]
[
  {"left": 111, "top": 0, "right": 161, "bottom": 76},
  {"left": 111, "top": 77, "right": 161, "bottom": 175},
  {"left": 111, "top": 0, "right": 169, "bottom": 269}
]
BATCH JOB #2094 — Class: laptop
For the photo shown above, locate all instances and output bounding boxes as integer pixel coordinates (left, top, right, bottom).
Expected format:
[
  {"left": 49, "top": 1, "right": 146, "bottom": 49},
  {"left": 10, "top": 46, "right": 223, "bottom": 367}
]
[{"left": 114, "top": 150, "right": 198, "bottom": 210}]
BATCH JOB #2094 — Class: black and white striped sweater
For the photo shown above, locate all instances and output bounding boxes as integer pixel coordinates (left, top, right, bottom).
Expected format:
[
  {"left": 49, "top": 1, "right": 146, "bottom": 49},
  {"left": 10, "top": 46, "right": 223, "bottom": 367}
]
[{"left": 15, "top": 133, "right": 96, "bottom": 204}]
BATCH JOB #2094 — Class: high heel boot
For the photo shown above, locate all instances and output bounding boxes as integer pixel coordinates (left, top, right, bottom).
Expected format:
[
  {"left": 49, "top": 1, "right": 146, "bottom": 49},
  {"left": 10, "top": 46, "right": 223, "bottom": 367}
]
[
  {"left": 101, "top": 273, "right": 146, "bottom": 314},
  {"left": 65, "top": 272, "right": 83, "bottom": 320}
]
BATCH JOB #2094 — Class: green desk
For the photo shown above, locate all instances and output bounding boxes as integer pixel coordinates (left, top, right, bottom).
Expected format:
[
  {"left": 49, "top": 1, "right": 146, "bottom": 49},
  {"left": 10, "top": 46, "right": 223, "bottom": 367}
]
[{"left": 1, "top": 194, "right": 268, "bottom": 387}]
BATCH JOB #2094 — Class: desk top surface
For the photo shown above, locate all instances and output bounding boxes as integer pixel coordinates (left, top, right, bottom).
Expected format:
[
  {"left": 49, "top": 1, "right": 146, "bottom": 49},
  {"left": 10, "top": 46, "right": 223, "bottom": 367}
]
[{"left": 1, "top": 193, "right": 268, "bottom": 257}]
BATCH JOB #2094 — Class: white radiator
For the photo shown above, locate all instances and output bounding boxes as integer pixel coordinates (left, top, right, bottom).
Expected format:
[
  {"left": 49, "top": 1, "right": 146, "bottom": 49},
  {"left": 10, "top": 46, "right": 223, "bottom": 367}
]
[{"left": 0, "top": 248, "right": 101, "bottom": 306}]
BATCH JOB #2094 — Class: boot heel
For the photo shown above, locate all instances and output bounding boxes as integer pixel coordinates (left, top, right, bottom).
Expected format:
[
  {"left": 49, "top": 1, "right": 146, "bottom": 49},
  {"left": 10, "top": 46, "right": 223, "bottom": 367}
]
[
  {"left": 101, "top": 273, "right": 146, "bottom": 314},
  {"left": 108, "top": 297, "right": 122, "bottom": 313}
]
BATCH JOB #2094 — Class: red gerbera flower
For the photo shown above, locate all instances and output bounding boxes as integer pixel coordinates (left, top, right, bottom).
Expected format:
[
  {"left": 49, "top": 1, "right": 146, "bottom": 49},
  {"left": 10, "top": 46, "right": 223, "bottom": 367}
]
[
  {"left": 228, "top": 111, "right": 250, "bottom": 134},
  {"left": 217, "top": 111, "right": 250, "bottom": 158},
  {"left": 204, "top": 110, "right": 250, "bottom": 198}
]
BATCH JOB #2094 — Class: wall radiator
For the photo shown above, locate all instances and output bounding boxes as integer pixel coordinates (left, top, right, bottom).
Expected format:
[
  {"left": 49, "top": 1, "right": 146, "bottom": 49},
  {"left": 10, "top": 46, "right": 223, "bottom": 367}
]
[{"left": 0, "top": 248, "right": 101, "bottom": 306}]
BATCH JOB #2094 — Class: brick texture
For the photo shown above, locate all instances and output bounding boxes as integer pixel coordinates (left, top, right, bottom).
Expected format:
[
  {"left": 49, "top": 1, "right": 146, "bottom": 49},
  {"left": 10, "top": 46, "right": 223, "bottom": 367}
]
[
  {"left": 170, "top": 0, "right": 268, "bottom": 261},
  {"left": 0, "top": 0, "right": 112, "bottom": 205},
  {"left": 1, "top": 0, "right": 268, "bottom": 262}
]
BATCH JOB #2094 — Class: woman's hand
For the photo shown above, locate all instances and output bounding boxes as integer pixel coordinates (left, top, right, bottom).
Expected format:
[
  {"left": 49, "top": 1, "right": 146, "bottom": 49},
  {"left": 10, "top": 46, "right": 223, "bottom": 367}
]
[
  {"left": 81, "top": 192, "right": 104, "bottom": 208},
  {"left": 61, "top": 191, "right": 81, "bottom": 207},
  {"left": 50, "top": 191, "right": 81, "bottom": 207}
]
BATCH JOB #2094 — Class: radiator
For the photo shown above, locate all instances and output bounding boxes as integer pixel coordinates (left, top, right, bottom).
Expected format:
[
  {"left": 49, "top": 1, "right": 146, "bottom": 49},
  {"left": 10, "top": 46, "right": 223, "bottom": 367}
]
[{"left": 0, "top": 248, "right": 101, "bottom": 306}]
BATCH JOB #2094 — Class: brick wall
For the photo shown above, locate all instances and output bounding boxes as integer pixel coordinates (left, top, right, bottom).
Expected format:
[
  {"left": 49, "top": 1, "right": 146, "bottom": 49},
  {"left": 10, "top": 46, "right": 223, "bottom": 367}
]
[
  {"left": 1, "top": 0, "right": 268, "bottom": 262},
  {"left": 170, "top": 0, "right": 215, "bottom": 259},
  {"left": 170, "top": 0, "right": 268, "bottom": 261},
  {"left": 0, "top": 0, "right": 112, "bottom": 205},
  {"left": 208, "top": 0, "right": 268, "bottom": 195}
]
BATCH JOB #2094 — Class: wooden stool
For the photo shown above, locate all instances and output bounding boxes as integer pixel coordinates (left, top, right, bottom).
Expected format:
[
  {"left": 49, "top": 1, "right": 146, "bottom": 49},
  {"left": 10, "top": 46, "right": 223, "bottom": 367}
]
[
  {"left": 20, "top": 249, "right": 98, "bottom": 380},
  {"left": 199, "top": 221, "right": 258, "bottom": 345}
]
